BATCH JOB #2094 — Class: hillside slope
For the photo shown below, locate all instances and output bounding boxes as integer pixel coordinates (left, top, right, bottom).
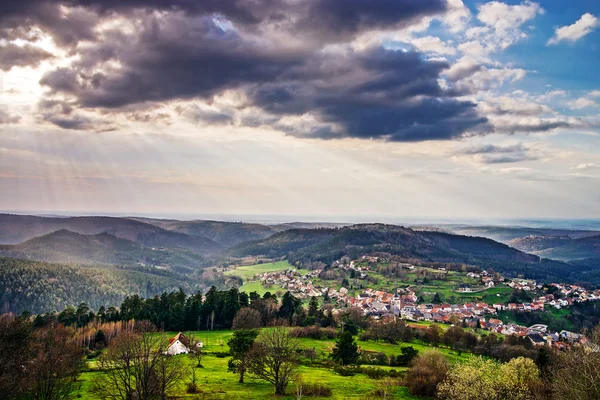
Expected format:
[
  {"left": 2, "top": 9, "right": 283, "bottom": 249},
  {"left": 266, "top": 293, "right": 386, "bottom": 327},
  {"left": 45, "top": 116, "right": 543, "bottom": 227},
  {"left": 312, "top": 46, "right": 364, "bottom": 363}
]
[
  {"left": 0, "top": 257, "right": 202, "bottom": 314},
  {"left": 227, "top": 224, "right": 575, "bottom": 282},
  {"left": 0, "top": 214, "right": 222, "bottom": 254},
  {"left": 533, "top": 235, "right": 600, "bottom": 261},
  {"left": 131, "top": 218, "right": 280, "bottom": 247},
  {"left": 0, "top": 230, "right": 206, "bottom": 271},
  {"left": 450, "top": 226, "right": 599, "bottom": 243}
]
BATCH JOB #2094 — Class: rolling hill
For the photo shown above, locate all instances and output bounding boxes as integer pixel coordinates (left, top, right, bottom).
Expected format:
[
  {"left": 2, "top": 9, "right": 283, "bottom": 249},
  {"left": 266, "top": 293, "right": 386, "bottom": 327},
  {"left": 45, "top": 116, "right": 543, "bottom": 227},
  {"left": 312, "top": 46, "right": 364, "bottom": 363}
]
[
  {"left": 0, "top": 214, "right": 222, "bottom": 254},
  {"left": 0, "top": 257, "right": 203, "bottom": 314},
  {"left": 0, "top": 229, "right": 206, "bottom": 271},
  {"left": 130, "top": 218, "right": 280, "bottom": 247},
  {"left": 448, "top": 225, "right": 599, "bottom": 243},
  {"left": 525, "top": 235, "right": 600, "bottom": 261},
  {"left": 227, "top": 224, "right": 578, "bottom": 282}
]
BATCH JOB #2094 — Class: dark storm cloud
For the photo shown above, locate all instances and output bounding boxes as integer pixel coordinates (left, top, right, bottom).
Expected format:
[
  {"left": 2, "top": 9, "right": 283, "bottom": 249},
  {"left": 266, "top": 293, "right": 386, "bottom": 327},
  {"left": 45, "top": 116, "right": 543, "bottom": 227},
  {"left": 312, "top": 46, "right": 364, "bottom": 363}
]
[
  {"left": 4, "top": 0, "right": 492, "bottom": 141},
  {"left": 457, "top": 143, "right": 538, "bottom": 164},
  {"left": 248, "top": 47, "right": 490, "bottom": 141},
  {"left": 0, "top": 43, "right": 53, "bottom": 71},
  {"left": 496, "top": 120, "right": 574, "bottom": 134}
]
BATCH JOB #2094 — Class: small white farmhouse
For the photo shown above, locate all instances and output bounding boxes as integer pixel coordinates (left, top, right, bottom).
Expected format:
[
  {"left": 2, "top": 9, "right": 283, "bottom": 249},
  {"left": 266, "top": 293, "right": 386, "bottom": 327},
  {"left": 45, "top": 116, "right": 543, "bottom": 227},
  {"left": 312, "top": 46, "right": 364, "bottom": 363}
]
[{"left": 167, "top": 332, "right": 191, "bottom": 355}]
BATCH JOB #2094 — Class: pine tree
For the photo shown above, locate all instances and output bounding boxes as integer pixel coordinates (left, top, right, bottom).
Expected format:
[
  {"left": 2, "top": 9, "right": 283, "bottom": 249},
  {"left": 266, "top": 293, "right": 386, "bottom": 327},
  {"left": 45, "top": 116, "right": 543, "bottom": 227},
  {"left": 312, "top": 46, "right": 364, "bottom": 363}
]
[
  {"left": 331, "top": 331, "right": 359, "bottom": 365},
  {"left": 308, "top": 296, "right": 319, "bottom": 317}
]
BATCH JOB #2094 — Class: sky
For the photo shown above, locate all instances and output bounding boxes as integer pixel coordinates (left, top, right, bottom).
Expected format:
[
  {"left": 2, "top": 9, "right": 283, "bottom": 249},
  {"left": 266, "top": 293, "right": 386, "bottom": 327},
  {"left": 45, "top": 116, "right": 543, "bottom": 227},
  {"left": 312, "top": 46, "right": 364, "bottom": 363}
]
[{"left": 0, "top": 0, "right": 599, "bottom": 221}]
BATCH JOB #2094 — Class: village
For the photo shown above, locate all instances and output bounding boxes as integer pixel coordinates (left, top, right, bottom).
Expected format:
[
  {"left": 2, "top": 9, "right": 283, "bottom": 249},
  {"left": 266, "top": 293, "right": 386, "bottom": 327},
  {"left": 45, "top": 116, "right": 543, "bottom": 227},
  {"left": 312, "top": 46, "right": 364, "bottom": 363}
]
[{"left": 246, "top": 256, "right": 600, "bottom": 349}]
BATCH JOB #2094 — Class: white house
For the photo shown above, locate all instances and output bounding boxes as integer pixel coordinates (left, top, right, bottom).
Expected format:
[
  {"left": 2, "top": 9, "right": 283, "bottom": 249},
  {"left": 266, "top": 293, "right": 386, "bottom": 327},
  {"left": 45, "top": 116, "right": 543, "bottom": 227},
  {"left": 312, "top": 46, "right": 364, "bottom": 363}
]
[{"left": 167, "top": 332, "right": 191, "bottom": 355}]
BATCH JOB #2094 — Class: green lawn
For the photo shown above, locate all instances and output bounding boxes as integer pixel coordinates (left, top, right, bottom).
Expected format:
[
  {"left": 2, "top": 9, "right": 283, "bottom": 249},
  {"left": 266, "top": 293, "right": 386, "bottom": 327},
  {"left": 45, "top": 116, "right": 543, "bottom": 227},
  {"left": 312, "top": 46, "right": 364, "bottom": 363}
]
[
  {"left": 225, "top": 261, "right": 296, "bottom": 280},
  {"left": 74, "top": 328, "right": 467, "bottom": 399}
]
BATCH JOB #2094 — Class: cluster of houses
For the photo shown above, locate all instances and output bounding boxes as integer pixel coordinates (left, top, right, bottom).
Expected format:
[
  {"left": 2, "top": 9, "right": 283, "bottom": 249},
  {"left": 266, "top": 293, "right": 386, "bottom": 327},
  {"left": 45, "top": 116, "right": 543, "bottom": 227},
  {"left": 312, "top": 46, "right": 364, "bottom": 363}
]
[
  {"left": 546, "top": 283, "right": 600, "bottom": 308},
  {"left": 254, "top": 269, "right": 323, "bottom": 299},
  {"left": 243, "top": 257, "right": 600, "bottom": 348}
]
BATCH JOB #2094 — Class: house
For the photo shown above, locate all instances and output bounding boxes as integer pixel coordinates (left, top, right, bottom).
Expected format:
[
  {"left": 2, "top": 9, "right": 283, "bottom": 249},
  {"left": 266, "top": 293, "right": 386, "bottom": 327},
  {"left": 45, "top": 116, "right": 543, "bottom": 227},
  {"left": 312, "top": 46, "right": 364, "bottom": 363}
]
[
  {"left": 167, "top": 332, "right": 191, "bottom": 355},
  {"left": 527, "top": 333, "right": 547, "bottom": 346}
]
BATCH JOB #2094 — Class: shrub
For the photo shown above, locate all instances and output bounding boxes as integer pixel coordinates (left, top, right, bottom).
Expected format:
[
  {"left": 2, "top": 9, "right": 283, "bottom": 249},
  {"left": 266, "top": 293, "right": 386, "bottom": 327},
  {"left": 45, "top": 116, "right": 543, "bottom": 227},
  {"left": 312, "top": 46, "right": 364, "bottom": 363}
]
[
  {"left": 406, "top": 350, "right": 448, "bottom": 397},
  {"left": 290, "top": 326, "right": 337, "bottom": 339},
  {"left": 298, "top": 382, "right": 333, "bottom": 397}
]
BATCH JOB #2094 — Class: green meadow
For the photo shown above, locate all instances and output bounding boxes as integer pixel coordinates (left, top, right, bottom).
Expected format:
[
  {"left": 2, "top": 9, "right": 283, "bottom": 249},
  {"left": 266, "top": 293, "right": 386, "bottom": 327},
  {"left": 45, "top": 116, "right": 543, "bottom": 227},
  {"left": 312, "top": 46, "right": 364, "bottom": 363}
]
[{"left": 75, "top": 328, "right": 469, "bottom": 399}]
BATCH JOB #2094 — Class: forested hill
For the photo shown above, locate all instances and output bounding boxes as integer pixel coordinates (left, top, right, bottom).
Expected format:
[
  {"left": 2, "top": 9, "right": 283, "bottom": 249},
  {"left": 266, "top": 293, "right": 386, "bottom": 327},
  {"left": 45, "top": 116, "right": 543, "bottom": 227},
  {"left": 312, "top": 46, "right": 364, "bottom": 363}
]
[
  {"left": 449, "top": 225, "right": 600, "bottom": 243},
  {"left": 0, "top": 214, "right": 222, "bottom": 254},
  {"left": 530, "top": 234, "right": 600, "bottom": 261},
  {"left": 0, "top": 257, "right": 203, "bottom": 314},
  {"left": 227, "top": 224, "right": 577, "bottom": 283},
  {"left": 0, "top": 230, "right": 206, "bottom": 272},
  {"left": 130, "top": 218, "right": 280, "bottom": 247}
]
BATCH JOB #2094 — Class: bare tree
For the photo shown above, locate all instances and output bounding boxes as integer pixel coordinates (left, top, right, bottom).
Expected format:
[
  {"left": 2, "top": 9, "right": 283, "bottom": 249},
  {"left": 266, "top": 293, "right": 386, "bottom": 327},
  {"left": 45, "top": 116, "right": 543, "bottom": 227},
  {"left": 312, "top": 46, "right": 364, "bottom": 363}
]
[
  {"left": 247, "top": 328, "right": 299, "bottom": 396},
  {"left": 552, "top": 326, "right": 600, "bottom": 400},
  {"left": 28, "top": 324, "right": 83, "bottom": 400},
  {"left": 186, "top": 333, "right": 203, "bottom": 393},
  {"left": 0, "top": 316, "right": 33, "bottom": 399},
  {"left": 92, "top": 331, "right": 184, "bottom": 400},
  {"left": 232, "top": 307, "right": 262, "bottom": 330}
]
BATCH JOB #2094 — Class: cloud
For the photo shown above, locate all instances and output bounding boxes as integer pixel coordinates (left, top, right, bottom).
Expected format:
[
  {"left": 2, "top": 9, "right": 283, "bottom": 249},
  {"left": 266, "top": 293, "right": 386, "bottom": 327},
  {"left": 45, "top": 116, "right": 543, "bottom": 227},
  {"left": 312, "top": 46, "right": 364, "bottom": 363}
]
[
  {"left": 468, "top": 1, "right": 544, "bottom": 54},
  {"left": 410, "top": 36, "right": 456, "bottom": 55},
  {"left": 548, "top": 13, "right": 598, "bottom": 45},
  {"left": 0, "top": 43, "right": 53, "bottom": 71},
  {"left": 447, "top": 57, "right": 527, "bottom": 92},
  {"left": 32, "top": 5, "right": 490, "bottom": 142},
  {"left": 0, "top": 109, "right": 22, "bottom": 124},
  {"left": 477, "top": 95, "right": 553, "bottom": 117},
  {"left": 179, "top": 103, "right": 233, "bottom": 125},
  {"left": 455, "top": 143, "right": 538, "bottom": 164},
  {"left": 573, "top": 163, "right": 600, "bottom": 171},
  {"left": 490, "top": 116, "right": 591, "bottom": 134},
  {"left": 569, "top": 97, "right": 599, "bottom": 110}
]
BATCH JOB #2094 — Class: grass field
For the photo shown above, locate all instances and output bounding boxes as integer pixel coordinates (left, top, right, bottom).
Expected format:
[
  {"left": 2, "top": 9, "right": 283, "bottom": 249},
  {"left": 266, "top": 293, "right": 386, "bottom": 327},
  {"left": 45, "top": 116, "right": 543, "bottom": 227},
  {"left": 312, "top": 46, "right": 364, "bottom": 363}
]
[
  {"left": 74, "top": 328, "right": 469, "bottom": 400},
  {"left": 225, "top": 261, "right": 296, "bottom": 280},
  {"left": 226, "top": 261, "right": 311, "bottom": 296}
]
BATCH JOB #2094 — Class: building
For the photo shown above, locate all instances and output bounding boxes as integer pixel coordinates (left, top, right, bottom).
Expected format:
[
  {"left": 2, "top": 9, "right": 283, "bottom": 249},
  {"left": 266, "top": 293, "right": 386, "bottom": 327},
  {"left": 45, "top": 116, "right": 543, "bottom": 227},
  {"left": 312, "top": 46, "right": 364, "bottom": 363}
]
[{"left": 167, "top": 332, "right": 191, "bottom": 355}]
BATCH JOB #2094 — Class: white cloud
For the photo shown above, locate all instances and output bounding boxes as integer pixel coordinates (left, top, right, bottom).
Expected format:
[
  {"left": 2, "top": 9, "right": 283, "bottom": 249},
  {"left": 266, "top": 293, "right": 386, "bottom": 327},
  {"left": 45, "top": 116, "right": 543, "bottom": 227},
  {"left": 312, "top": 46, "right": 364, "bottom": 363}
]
[
  {"left": 589, "top": 90, "right": 600, "bottom": 97},
  {"left": 477, "top": 1, "right": 544, "bottom": 34},
  {"left": 569, "top": 97, "right": 599, "bottom": 109},
  {"left": 409, "top": 36, "right": 456, "bottom": 55},
  {"left": 443, "top": 0, "right": 472, "bottom": 33},
  {"left": 535, "top": 90, "right": 567, "bottom": 103},
  {"left": 454, "top": 1, "right": 543, "bottom": 62},
  {"left": 548, "top": 13, "right": 599, "bottom": 45},
  {"left": 447, "top": 57, "right": 527, "bottom": 92},
  {"left": 573, "top": 163, "right": 600, "bottom": 171}
]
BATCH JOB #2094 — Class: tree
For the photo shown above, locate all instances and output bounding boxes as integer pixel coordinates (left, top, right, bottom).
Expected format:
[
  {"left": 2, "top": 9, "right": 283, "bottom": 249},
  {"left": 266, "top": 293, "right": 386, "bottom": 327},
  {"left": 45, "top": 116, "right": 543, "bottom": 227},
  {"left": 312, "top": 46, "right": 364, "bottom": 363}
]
[
  {"left": 425, "top": 324, "right": 443, "bottom": 347},
  {"left": 331, "top": 331, "right": 359, "bottom": 365},
  {"left": 443, "top": 326, "right": 465, "bottom": 349},
  {"left": 247, "top": 328, "right": 299, "bottom": 395},
  {"left": 308, "top": 296, "right": 319, "bottom": 317},
  {"left": 232, "top": 307, "right": 262, "bottom": 330},
  {"left": 406, "top": 350, "right": 449, "bottom": 397},
  {"left": 28, "top": 324, "right": 83, "bottom": 400},
  {"left": 396, "top": 346, "right": 419, "bottom": 366},
  {"left": 92, "top": 331, "right": 184, "bottom": 400},
  {"left": 278, "top": 292, "right": 301, "bottom": 323},
  {"left": 186, "top": 334, "right": 203, "bottom": 393},
  {"left": 551, "top": 326, "right": 600, "bottom": 400},
  {"left": 433, "top": 293, "right": 442, "bottom": 303},
  {"left": 227, "top": 329, "right": 259, "bottom": 383},
  {"left": 437, "top": 356, "right": 540, "bottom": 400},
  {"left": 0, "top": 316, "right": 33, "bottom": 399}
]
